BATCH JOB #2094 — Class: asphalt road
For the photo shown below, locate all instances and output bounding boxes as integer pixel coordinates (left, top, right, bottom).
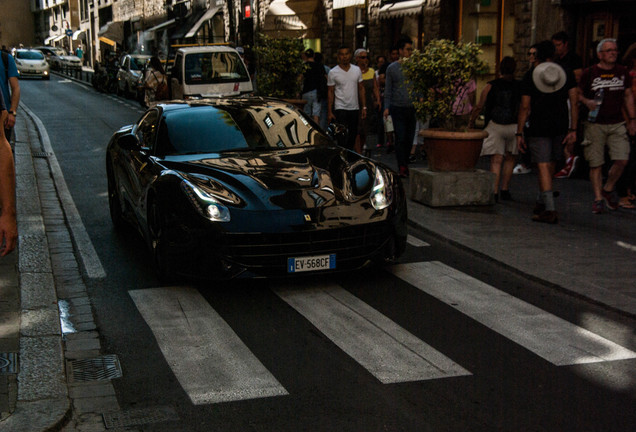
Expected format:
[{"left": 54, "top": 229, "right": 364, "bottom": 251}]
[{"left": 19, "top": 76, "right": 636, "bottom": 431}]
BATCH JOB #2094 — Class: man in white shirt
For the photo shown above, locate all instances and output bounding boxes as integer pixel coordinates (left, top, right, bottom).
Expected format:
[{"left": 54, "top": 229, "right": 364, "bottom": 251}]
[{"left": 327, "top": 45, "right": 366, "bottom": 150}]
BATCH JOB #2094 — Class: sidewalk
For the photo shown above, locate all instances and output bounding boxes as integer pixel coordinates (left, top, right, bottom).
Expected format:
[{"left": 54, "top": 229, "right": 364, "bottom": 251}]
[{"left": 1, "top": 109, "right": 635, "bottom": 431}]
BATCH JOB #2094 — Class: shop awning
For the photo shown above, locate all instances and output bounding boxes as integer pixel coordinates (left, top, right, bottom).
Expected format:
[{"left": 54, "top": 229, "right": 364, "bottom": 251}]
[
  {"left": 144, "top": 19, "right": 176, "bottom": 41},
  {"left": 185, "top": 6, "right": 222, "bottom": 38},
  {"left": 378, "top": 0, "right": 425, "bottom": 19},
  {"left": 72, "top": 30, "right": 85, "bottom": 41},
  {"left": 53, "top": 34, "right": 66, "bottom": 42},
  {"left": 333, "top": 0, "right": 364, "bottom": 9},
  {"left": 98, "top": 36, "right": 117, "bottom": 47},
  {"left": 98, "top": 21, "right": 124, "bottom": 42},
  {"left": 264, "top": 0, "right": 322, "bottom": 38},
  {"left": 171, "top": 9, "right": 206, "bottom": 40},
  {"left": 43, "top": 35, "right": 56, "bottom": 45}
]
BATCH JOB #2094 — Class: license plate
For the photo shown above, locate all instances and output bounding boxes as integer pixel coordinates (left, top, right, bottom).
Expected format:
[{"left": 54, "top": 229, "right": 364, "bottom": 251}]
[{"left": 288, "top": 254, "right": 336, "bottom": 273}]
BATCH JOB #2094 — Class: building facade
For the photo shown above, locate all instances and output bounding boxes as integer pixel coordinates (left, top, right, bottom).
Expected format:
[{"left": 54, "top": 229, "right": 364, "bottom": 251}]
[
  {"left": 0, "top": 0, "right": 36, "bottom": 50},
  {"left": 25, "top": 0, "right": 636, "bottom": 79}
]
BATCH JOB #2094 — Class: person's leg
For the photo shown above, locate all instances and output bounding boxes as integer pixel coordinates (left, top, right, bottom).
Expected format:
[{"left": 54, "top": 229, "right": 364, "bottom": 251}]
[
  {"left": 500, "top": 153, "right": 516, "bottom": 192},
  {"left": 490, "top": 154, "right": 503, "bottom": 194},
  {"left": 390, "top": 107, "right": 409, "bottom": 173}
]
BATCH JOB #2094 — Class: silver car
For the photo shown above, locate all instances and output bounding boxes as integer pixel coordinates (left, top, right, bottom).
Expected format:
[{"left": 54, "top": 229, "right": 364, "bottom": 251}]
[
  {"left": 14, "top": 49, "right": 50, "bottom": 80},
  {"left": 116, "top": 54, "right": 151, "bottom": 98}
]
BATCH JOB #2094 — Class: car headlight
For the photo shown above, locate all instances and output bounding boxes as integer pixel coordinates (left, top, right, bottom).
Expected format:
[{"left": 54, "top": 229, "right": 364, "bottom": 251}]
[
  {"left": 181, "top": 178, "right": 231, "bottom": 222},
  {"left": 370, "top": 167, "right": 393, "bottom": 210}
]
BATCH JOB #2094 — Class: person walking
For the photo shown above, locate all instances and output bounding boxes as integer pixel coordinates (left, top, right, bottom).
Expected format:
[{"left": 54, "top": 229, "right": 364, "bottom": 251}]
[
  {"left": 0, "top": 90, "right": 16, "bottom": 256},
  {"left": 552, "top": 31, "right": 584, "bottom": 179},
  {"left": 616, "top": 43, "right": 636, "bottom": 209},
  {"left": 143, "top": 56, "right": 168, "bottom": 107},
  {"left": 579, "top": 38, "right": 636, "bottom": 214},
  {"left": 0, "top": 48, "right": 20, "bottom": 144},
  {"left": 327, "top": 45, "right": 366, "bottom": 151},
  {"left": 383, "top": 37, "right": 416, "bottom": 177},
  {"left": 354, "top": 48, "right": 381, "bottom": 154},
  {"left": 470, "top": 56, "right": 521, "bottom": 201},
  {"left": 516, "top": 40, "right": 579, "bottom": 224},
  {"left": 301, "top": 49, "right": 326, "bottom": 125}
]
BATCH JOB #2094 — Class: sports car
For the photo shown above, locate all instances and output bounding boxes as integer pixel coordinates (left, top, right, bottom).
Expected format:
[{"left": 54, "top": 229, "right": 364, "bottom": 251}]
[{"left": 106, "top": 97, "right": 407, "bottom": 280}]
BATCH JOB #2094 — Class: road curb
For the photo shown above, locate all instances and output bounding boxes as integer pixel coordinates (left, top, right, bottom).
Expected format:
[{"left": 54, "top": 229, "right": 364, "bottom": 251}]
[{"left": 7, "top": 105, "right": 72, "bottom": 431}]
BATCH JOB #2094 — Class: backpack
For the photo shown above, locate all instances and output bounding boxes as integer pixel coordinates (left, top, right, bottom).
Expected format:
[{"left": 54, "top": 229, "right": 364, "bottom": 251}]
[
  {"left": 153, "top": 72, "right": 170, "bottom": 101},
  {"left": 486, "top": 79, "right": 520, "bottom": 125}
]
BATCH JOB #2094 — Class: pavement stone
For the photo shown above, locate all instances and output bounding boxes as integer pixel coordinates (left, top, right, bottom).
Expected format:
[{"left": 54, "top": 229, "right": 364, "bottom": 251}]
[{"left": 1, "top": 75, "right": 634, "bottom": 431}]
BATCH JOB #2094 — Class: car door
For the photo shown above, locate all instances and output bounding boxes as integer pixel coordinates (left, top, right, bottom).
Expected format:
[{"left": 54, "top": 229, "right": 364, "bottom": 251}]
[{"left": 119, "top": 109, "right": 161, "bottom": 223}]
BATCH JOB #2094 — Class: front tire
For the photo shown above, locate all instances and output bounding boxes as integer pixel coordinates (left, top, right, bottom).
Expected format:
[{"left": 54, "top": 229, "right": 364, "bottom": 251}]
[
  {"left": 148, "top": 199, "right": 174, "bottom": 283},
  {"left": 107, "top": 161, "right": 125, "bottom": 230}
]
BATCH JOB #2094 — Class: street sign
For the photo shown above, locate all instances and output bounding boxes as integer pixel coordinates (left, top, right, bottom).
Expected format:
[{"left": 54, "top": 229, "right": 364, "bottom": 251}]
[{"left": 66, "top": 29, "right": 73, "bottom": 37}]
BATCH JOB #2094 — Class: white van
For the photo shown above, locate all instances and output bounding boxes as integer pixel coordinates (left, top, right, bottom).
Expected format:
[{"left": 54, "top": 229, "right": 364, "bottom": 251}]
[{"left": 169, "top": 46, "right": 253, "bottom": 99}]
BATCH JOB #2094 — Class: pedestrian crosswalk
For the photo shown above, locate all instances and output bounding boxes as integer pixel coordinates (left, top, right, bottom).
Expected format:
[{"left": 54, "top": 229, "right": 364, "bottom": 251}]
[{"left": 130, "top": 260, "right": 636, "bottom": 406}]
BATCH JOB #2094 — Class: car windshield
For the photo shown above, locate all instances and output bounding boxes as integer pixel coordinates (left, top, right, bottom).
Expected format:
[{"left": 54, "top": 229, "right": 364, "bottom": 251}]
[
  {"left": 17, "top": 51, "right": 45, "bottom": 60},
  {"left": 157, "top": 104, "right": 330, "bottom": 156},
  {"left": 184, "top": 52, "right": 249, "bottom": 85},
  {"left": 130, "top": 57, "right": 147, "bottom": 70}
]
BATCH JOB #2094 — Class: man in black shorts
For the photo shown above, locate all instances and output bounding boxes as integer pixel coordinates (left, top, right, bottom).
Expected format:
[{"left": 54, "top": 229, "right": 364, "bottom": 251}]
[{"left": 516, "top": 40, "right": 579, "bottom": 224}]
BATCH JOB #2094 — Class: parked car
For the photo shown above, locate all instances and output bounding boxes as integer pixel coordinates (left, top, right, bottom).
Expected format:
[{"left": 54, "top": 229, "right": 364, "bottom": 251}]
[
  {"left": 35, "top": 46, "right": 82, "bottom": 71},
  {"left": 116, "top": 54, "right": 151, "bottom": 98},
  {"left": 106, "top": 97, "right": 407, "bottom": 280},
  {"left": 169, "top": 46, "right": 252, "bottom": 99},
  {"left": 14, "top": 49, "right": 50, "bottom": 80}
]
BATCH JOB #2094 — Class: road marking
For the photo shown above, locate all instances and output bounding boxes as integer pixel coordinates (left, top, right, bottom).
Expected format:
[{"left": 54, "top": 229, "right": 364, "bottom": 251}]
[
  {"left": 21, "top": 103, "right": 106, "bottom": 279},
  {"left": 129, "top": 287, "right": 288, "bottom": 404},
  {"left": 275, "top": 284, "right": 471, "bottom": 383},
  {"left": 390, "top": 261, "right": 636, "bottom": 366},
  {"left": 407, "top": 235, "right": 430, "bottom": 247}
]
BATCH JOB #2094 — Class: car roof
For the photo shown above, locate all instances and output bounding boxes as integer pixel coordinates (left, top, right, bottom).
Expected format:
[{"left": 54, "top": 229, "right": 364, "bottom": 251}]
[
  {"left": 16, "top": 49, "right": 42, "bottom": 53},
  {"left": 155, "top": 97, "right": 299, "bottom": 114},
  {"left": 176, "top": 46, "right": 240, "bottom": 55}
]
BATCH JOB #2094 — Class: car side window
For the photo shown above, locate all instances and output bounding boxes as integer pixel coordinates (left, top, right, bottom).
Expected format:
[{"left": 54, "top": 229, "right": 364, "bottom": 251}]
[{"left": 135, "top": 110, "right": 160, "bottom": 151}]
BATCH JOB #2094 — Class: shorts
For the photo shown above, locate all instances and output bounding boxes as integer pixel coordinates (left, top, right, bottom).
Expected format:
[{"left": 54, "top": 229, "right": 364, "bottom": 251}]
[
  {"left": 480, "top": 121, "right": 518, "bottom": 156},
  {"left": 581, "top": 122, "right": 630, "bottom": 168},
  {"left": 302, "top": 89, "right": 321, "bottom": 118},
  {"left": 527, "top": 136, "right": 565, "bottom": 164}
]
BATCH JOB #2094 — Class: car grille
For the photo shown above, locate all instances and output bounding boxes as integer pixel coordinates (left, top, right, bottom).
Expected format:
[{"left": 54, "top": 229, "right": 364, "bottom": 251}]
[{"left": 220, "top": 223, "right": 392, "bottom": 270}]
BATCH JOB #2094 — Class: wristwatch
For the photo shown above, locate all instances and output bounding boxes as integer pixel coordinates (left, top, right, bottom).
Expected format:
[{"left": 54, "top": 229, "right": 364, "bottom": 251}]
[{"left": 8, "top": 110, "right": 16, "bottom": 116}]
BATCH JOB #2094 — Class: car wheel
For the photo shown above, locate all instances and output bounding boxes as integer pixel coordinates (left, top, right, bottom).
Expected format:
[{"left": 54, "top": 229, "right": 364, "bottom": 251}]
[
  {"left": 148, "top": 199, "right": 174, "bottom": 283},
  {"left": 107, "top": 161, "right": 125, "bottom": 230}
]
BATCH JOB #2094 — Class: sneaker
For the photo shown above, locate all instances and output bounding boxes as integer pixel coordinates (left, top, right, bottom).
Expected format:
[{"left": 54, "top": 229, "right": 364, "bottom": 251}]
[
  {"left": 513, "top": 164, "right": 531, "bottom": 175},
  {"left": 532, "top": 210, "right": 558, "bottom": 224},
  {"left": 398, "top": 165, "right": 409, "bottom": 178},
  {"left": 554, "top": 157, "right": 573, "bottom": 178},
  {"left": 499, "top": 190, "right": 512, "bottom": 201},
  {"left": 592, "top": 199, "right": 607, "bottom": 214},
  {"left": 601, "top": 189, "right": 619, "bottom": 210}
]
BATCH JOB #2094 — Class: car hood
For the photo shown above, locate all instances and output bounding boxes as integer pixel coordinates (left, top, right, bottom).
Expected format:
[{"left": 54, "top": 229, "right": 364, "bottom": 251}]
[{"left": 160, "top": 146, "right": 385, "bottom": 210}]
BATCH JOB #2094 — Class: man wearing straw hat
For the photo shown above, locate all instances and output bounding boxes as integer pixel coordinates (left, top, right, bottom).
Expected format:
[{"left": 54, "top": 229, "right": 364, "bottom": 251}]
[{"left": 516, "top": 40, "right": 579, "bottom": 224}]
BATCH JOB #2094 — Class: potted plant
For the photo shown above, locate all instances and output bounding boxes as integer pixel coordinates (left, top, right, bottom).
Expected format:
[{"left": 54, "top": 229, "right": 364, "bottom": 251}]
[
  {"left": 253, "top": 33, "right": 307, "bottom": 107},
  {"left": 401, "top": 39, "right": 489, "bottom": 171}
]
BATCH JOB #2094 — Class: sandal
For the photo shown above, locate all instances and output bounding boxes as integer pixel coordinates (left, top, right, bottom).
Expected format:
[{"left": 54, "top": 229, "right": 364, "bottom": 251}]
[{"left": 619, "top": 197, "right": 636, "bottom": 209}]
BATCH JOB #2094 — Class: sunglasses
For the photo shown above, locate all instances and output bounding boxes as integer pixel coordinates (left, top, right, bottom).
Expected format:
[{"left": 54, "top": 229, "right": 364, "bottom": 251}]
[
  {"left": 527, "top": 51, "right": 537, "bottom": 56},
  {"left": 358, "top": 55, "right": 368, "bottom": 59}
]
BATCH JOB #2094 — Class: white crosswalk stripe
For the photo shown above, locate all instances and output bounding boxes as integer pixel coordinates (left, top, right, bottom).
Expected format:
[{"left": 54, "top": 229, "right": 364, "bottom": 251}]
[
  {"left": 129, "top": 287, "right": 288, "bottom": 404},
  {"left": 407, "top": 235, "right": 430, "bottom": 247},
  {"left": 390, "top": 261, "right": 636, "bottom": 366},
  {"left": 275, "top": 283, "right": 470, "bottom": 383}
]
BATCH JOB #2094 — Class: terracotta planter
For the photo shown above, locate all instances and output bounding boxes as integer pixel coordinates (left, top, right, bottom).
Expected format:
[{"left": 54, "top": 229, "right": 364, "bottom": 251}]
[{"left": 420, "top": 128, "right": 488, "bottom": 172}]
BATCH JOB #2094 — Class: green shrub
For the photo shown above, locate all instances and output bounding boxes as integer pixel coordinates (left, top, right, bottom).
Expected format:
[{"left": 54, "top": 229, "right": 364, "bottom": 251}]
[{"left": 254, "top": 34, "right": 307, "bottom": 99}]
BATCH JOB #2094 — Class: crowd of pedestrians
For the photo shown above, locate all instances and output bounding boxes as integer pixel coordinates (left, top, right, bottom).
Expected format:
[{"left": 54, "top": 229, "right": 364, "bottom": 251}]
[{"left": 303, "top": 32, "right": 636, "bottom": 223}]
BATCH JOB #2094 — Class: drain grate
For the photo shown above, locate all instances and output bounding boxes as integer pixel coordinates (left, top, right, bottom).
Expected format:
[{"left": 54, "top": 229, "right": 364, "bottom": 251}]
[
  {"left": 32, "top": 151, "right": 51, "bottom": 158},
  {"left": 0, "top": 353, "right": 18, "bottom": 374},
  {"left": 67, "top": 354, "right": 122, "bottom": 382},
  {"left": 102, "top": 406, "right": 179, "bottom": 429}
]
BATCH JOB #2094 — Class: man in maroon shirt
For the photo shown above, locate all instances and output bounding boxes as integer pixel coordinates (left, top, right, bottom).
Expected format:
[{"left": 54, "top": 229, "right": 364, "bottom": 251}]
[{"left": 579, "top": 38, "right": 636, "bottom": 213}]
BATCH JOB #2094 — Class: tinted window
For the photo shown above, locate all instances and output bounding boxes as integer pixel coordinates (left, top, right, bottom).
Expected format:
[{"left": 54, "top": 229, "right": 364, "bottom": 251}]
[
  {"left": 135, "top": 110, "right": 160, "bottom": 149},
  {"left": 184, "top": 52, "right": 249, "bottom": 85},
  {"left": 130, "top": 57, "right": 147, "bottom": 70},
  {"left": 158, "top": 104, "right": 330, "bottom": 156},
  {"left": 17, "top": 51, "right": 45, "bottom": 60}
]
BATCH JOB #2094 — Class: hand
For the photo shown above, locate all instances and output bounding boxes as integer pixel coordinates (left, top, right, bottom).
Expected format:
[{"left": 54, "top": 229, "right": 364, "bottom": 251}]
[
  {"left": 383, "top": 108, "right": 389, "bottom": 119},
  {"left": 328, "top": 112, "right": 336, "bottom": 123},
  {"left": 361, "top": 108, "right": 367, "bottom": 120},
  {"left": 562, "top": 131, "right": 577, "bottom": 146},
  {"left": 0, "top": 214, "right": 17, "bottom": 256},
  {"left": 628, "top": 119, "right": 636, "bottom": 136},
  {"left": 517, "top": 136, "right": 526, "bottom": 154}
]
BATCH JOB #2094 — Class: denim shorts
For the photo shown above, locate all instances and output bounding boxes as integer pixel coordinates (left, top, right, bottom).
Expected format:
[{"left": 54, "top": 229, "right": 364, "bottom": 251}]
[{"left": 302, "top": 90, "right": 322, "bottom": 118}]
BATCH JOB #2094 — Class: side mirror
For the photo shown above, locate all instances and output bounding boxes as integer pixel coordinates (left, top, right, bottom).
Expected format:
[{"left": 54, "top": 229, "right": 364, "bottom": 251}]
[{"left": 119, "top": 134, "right": 141, "bottom": 151}]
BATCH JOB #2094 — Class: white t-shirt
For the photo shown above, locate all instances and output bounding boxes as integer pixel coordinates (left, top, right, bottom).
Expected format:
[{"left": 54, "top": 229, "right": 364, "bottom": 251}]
[{"left": 328, "top": 64, "right": 363, "bottom": 111}]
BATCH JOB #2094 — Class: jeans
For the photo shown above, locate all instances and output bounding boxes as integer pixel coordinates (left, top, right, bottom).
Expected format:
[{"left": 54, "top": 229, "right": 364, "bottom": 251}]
[
  {"left": 390, "top": 106, "right": 417, "bottom": 168},
  {"left": 334, "top": 109, "right": 360, "bottom": 151}
]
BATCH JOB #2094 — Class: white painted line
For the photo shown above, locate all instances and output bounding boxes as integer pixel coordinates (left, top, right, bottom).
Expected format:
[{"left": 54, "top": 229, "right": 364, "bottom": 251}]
[
  {"left": 390, "top": 261, "right": 636, "bottom": 366},
  {"left": 21, "top": 103, "right": 106, "bottom": 279},
  {"left": 130, "top": 287, "right": 288, "bottom": 404},
  {"left": 407, "top": 235, "right": 430, "bottom": 247},
  {"left": 616, "top": 241, "right": 636, "bottom": 252},
  {"left": 275, "top": 284, "right": 471, "bottom": 383}
]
